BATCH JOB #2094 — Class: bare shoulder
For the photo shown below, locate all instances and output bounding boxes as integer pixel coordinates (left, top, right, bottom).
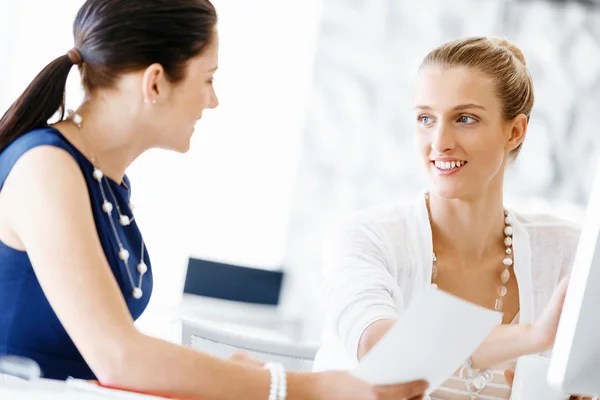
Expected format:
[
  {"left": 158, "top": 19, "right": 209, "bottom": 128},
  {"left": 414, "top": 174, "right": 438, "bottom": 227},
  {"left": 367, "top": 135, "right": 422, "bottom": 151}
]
[
  {"left": 8, "top": 144, "right": 83, "bottom": 182},
  {"left": 1, "top": 145, "right": 91, "bottom": 241},
  {"left": 3, "top": 144, "right": 87, "bottom": 201}
]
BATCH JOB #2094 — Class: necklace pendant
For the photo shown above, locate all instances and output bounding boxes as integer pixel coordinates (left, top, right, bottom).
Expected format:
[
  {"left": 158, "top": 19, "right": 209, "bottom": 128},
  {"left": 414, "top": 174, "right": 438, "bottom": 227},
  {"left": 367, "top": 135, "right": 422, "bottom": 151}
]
[
  {"left": 132, "top": 288, "right": 143, "bottom": 299},
  {"left": 495, "top": 298, "right": 503, "bottom": 311}
]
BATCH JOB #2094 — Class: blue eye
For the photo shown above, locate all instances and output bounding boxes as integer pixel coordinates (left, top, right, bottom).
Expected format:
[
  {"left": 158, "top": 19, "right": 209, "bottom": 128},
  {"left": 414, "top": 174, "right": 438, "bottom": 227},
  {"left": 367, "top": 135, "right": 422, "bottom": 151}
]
[
  {"left": 459, "top": 115, "right": 476, "bottom": 124},
  {"left": 419, "top": 115, "right": 433, "bottom": 125}
]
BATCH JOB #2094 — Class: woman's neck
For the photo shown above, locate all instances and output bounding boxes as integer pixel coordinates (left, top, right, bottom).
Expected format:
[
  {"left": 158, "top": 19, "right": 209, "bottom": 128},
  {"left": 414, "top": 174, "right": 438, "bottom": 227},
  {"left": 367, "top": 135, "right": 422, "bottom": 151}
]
[
  {"left": 54, "top": 98, "right": 148, "bottom": 183},
  {"left": 427, "top": 185, "right": 507, "bottom": 269}
]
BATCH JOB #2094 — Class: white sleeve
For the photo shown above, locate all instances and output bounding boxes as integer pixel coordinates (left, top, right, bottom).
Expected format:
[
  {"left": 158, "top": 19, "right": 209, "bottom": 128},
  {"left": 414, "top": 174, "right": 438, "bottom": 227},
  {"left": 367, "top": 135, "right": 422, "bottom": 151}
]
[
  {"left": 559, "top": 223, "right": 582, "bottom": 279},
  {"left": 321, "top": 215, "right": 403, "bottom": 363}
]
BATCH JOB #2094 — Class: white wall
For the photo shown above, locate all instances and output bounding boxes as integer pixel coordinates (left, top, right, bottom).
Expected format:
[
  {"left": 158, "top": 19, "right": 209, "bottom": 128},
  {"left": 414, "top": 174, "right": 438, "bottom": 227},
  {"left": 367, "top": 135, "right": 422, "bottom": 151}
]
[
  {"left": 0, "top": 0, "right": 322, "bottom": 339},
  {"left": 130, "top": 0, "right": 323, "bottom": 330}
]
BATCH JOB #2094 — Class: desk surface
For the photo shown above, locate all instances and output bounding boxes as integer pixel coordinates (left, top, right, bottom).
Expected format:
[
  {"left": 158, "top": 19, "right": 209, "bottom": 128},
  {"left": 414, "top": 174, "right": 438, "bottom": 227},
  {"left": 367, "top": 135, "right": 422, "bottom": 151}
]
[{"left": 0, "top": 378, "right": 168, "bottom": 399}]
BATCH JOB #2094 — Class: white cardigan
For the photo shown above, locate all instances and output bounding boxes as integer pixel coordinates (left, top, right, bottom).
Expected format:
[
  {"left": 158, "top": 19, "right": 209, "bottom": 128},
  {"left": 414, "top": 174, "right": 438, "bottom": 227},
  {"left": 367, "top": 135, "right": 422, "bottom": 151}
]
[{"left": 313, "top": 192, "right": 581, "bottom": 373}]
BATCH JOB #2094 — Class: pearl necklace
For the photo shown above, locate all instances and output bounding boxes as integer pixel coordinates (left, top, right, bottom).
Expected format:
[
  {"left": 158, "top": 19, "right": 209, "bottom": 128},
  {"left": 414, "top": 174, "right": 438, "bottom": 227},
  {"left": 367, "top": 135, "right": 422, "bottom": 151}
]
[
  {"left": 67, "top": 109, "right": 147, "bottom": 300},
  {"left": 429, "top": 208, "right": 514, "bottom": 312}
]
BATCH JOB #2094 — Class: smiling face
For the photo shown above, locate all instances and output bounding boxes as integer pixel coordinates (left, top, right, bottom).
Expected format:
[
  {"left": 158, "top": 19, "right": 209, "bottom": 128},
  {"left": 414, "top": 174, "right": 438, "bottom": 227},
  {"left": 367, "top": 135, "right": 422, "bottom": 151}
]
[
  {"left": 136, "top": 30, "right": 220, "bottom": 153},
  {"left": 164, "top": 33, "right": 220, "bottom": 151},
  {"left": 414, "top": 66, "right": 525, "bottom": 200}
]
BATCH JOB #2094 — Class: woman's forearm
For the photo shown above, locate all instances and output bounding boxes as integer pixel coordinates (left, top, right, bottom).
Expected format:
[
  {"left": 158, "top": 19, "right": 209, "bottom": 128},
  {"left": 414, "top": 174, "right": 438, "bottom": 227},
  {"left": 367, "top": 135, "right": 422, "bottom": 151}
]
[
  {"left": 102, "top": 332, "right": 317, "bottom": 400},
  {"left": 470, "top": 323, "right": 537, "bottom": 369},
  {"left": 357, "top": 319, "right": 540, "bottom": 371}
]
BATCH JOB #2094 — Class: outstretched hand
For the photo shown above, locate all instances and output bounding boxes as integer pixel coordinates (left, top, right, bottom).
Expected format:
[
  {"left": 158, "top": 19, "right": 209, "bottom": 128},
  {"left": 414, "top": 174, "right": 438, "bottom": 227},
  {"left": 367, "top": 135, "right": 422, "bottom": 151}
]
[{"left": 529, "top": 277, "right": 569, "bottom": 352}]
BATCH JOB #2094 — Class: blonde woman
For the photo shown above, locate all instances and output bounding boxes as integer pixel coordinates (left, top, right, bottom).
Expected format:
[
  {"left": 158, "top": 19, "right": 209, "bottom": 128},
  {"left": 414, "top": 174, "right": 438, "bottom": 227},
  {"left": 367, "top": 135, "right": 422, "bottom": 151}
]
[
  {"left": 314, "top": 37, "right": 583, "bottom": 399},
  {"left": 0, "top": 0, "right": 429, "bottom": 399}
]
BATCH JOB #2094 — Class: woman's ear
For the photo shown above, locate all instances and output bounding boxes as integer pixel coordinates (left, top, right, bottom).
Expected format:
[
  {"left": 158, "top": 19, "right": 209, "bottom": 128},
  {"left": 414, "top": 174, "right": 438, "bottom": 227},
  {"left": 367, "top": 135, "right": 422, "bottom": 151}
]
[
  {"left": 141, "top": 63, "right": 165, "bottom": 104},
  {"left": 506, "top": 114, "right": 528, "bottom": 152}
]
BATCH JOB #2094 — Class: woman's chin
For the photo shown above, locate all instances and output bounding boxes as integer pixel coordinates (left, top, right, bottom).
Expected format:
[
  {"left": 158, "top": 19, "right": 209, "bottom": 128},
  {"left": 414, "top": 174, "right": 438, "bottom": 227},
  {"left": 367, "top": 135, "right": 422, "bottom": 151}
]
[
  {"left": 158, "top": 138, "right": 192, "bottom": 154},
  {"left": 430, "top": 184, "right": 466, "bottom": 200},
  {"left": 176, "top": 140, "right": 192, "bottom": 153}
]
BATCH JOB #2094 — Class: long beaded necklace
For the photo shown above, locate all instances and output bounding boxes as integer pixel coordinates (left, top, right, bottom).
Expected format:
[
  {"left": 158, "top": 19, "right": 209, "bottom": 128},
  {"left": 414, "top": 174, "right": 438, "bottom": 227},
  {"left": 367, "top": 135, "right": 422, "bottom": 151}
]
[
  {"left": 426, "top": 194, "right": 515, "bottom": 398},
  {"left": 431, "top": 208, "right": 515, "bottom": 312},
  {"left": 67, "top": 109, "right": 147, "bottom": 300}
]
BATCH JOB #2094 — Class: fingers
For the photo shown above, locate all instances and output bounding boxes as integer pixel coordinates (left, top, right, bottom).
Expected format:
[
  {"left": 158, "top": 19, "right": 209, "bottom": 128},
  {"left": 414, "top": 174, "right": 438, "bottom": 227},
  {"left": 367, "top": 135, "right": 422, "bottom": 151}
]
[
  {"left": 548, "top": 278, "right": 568, "bottom": 309},
  {"left": 375, "top": 380, "right": 429, "bottom": 399},
  {"left": 557, "top": 276, "right": 570, "bottom": 297},
  {"left": 503, "top": 369, "right": 515, "bottom": 388}
]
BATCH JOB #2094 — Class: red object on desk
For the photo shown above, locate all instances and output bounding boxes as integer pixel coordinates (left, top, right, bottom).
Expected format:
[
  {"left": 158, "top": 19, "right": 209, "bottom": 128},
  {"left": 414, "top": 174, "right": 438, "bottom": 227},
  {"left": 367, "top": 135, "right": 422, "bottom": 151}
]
[{"left": 91, "top": 380, "right": 205, "bottom": 400}]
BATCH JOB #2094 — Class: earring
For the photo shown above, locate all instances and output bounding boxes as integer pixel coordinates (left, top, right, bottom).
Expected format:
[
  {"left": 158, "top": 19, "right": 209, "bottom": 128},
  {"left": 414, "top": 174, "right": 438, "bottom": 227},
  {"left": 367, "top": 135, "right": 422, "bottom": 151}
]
[{"left": 144, "top": 99, "right": 157, "bottom": 105}]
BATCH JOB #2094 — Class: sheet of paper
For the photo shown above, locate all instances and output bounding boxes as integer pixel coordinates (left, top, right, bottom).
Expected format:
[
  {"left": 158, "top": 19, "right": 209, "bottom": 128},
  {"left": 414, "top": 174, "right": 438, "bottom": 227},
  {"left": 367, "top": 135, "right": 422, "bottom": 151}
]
[{"left": 352, "top": 286, "right": 502, "bottom": 392}]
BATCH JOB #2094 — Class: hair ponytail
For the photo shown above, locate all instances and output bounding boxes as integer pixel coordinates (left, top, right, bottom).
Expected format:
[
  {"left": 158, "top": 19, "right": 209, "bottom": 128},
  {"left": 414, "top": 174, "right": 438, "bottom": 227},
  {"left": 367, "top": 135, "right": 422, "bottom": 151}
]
[
  {"left": 0, "top": 54, "right": 75, "bottom": 153},
  {"left": 0, "top": 0, "right": 217, "bottom": 154}
]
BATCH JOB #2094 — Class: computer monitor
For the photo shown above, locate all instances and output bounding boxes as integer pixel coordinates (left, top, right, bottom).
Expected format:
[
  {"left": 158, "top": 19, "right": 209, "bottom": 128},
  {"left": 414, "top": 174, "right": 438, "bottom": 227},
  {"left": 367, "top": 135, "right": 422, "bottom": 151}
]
[{"left": 547, "top": 159, "right": 600, "bottom": 397}]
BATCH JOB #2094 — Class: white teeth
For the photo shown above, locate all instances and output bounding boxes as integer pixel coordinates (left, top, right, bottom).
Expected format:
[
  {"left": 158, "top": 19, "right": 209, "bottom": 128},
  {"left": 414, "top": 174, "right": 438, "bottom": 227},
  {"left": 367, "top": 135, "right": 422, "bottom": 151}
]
[{"left": 434, "top": 160, "right": 466, "bottom": 170}]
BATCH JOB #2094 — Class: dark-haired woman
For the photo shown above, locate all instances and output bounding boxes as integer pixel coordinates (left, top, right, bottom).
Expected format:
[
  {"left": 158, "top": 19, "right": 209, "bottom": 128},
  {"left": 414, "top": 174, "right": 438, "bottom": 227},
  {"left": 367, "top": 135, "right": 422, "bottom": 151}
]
[{"left": 0, "top": 1, "right": 428, "bottom": 399}]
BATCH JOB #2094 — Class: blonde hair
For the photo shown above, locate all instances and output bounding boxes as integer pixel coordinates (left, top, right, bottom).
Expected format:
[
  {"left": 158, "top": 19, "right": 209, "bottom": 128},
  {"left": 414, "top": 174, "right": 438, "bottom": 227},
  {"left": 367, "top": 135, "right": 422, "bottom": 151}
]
[{"left": 420, "top": 36, "right": 534, "bottom": 159}]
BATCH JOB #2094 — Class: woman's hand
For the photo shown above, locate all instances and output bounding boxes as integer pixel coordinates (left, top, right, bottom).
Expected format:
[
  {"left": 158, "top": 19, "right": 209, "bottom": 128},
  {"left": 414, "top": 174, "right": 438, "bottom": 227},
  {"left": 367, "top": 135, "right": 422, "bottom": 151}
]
[
  {"left": 504, "top": 369, "right": 593, "bottom": 400},
  {"left": 314, "top": 371, "right": 429, "bottom": 400},
  {"left": 229, "top": 353, "right": 428, "bottom": 400},
  {"left": 528, "top": 277, "right": 569, "bottom": 353},
  {"left": 503, "top": 369, "right": 515, "bottom": 387}
]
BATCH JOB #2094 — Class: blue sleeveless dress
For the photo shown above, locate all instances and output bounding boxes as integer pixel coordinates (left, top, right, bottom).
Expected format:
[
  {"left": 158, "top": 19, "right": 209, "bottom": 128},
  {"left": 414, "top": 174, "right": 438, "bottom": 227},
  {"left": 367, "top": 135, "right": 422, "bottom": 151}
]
[{"left": 0, "top": 127, "right": 153, "bottom": 380}]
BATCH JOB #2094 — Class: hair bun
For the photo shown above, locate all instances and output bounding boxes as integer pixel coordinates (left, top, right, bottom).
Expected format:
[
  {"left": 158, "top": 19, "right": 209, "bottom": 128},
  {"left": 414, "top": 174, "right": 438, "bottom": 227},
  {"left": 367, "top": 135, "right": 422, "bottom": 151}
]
[{"left": 488, "top": 37, "right": 527, "bottom": 66}]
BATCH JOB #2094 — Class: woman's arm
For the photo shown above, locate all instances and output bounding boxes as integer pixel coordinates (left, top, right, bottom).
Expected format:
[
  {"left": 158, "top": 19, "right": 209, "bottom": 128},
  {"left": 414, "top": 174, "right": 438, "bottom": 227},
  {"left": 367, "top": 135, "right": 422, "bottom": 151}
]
[
  {"left": 321, "top": 216, "right": 402, "bottom": 362},
  {"left": 358, "top": 280, "right": 569, "bottom": 369},
  {"left": 1, "top": 146, "right": 311, "bottom": 400},
  {"left": 3, "top": 146, "right": 429, "bottom": 400},
  {"left": 470, "top": 277, "right": 568, "bottom": 369}
]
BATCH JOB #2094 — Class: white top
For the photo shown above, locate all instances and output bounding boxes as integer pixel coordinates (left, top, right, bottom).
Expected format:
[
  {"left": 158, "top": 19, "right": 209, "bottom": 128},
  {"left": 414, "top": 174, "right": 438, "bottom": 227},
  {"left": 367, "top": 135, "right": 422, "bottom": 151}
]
[{"left": 313, "top": 192, "right": 580, "bottom": 398}]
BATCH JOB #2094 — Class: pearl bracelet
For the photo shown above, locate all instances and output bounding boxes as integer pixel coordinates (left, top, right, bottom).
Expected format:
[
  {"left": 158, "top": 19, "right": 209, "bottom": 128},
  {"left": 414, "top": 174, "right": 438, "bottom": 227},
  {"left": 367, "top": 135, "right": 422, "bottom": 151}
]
[{"left": 264, "top": 362, "right": 287, "bottom": 400}]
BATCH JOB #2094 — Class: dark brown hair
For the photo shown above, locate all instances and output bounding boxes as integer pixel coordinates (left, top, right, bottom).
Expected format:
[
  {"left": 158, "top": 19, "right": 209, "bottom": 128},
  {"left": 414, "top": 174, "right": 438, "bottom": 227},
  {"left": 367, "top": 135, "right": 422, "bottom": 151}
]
[
  {"left": 421, "top": 36, "right": 534, "bottom": 159},
  {"left": 0, "top": 0, "right": 217, "bottom": 152}
]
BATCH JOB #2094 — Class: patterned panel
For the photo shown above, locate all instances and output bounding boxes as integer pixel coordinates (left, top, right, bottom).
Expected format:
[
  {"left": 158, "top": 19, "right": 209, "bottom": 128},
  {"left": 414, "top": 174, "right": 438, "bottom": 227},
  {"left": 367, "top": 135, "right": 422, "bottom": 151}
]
[
  {"left": 190, "top": 335, "right": 314, "bottom": 372},
  {"left": 282, "top": 0, "right": 600, "bottom": 341}
]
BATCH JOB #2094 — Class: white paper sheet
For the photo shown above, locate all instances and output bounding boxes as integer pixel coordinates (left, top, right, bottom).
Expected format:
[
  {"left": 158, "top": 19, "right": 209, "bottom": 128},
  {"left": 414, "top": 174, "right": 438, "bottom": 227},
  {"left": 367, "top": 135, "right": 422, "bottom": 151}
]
[{"left": 352, "top": 286, "right": 502, "bottom": 392}]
